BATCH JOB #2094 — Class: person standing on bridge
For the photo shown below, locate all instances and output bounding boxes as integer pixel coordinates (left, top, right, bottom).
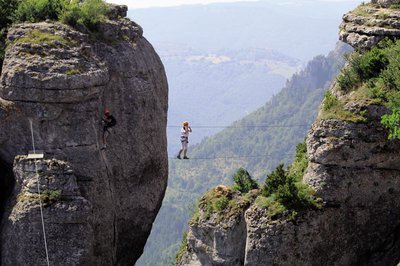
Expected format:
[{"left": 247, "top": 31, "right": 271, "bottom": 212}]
[{"left": 177, "top": 121, "right": 192, "bottom": 159}]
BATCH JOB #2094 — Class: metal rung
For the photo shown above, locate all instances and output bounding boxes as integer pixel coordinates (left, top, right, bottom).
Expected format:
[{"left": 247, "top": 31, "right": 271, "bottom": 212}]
[{"left": 27, "top": 150, "right": 44, "bottom": 159}]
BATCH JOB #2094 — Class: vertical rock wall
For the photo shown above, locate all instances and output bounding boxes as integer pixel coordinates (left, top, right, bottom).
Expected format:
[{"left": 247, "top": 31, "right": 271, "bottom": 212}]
[{"left": 0, "top": 6, "right": 168, "bottom": 266}]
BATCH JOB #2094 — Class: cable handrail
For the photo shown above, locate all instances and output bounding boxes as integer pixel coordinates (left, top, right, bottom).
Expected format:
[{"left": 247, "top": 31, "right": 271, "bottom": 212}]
[
  {"left": 168, "top": 153, "right": 295, "bottom": 160},
  {"left": 167, "top": 124, "right": 310, "bottom": 129}
]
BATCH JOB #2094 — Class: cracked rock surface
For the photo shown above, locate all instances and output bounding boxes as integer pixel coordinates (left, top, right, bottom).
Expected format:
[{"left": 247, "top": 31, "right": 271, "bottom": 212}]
[
  {"left": 2, "top": 157, "right": 93, "bottom": 266},
  {"left": 0, "top": 5, "right": 168, "bottom": 266},
  {"left": 340, "top": 2, "right": 400, "bottom": 50}
]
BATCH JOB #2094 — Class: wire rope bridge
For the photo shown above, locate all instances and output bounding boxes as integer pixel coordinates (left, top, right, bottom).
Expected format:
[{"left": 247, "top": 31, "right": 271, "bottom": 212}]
[{"left": 167, "top": 123, "right": 310, "bottom": 160}]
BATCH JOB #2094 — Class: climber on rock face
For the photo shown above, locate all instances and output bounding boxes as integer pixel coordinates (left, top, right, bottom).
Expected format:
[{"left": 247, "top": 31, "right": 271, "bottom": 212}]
[
  {"left": 101, "top": 109, "right": 117, "bottom": 150},
  {"left": 177, "top": 121, "right": 192, "bottom": 159}
]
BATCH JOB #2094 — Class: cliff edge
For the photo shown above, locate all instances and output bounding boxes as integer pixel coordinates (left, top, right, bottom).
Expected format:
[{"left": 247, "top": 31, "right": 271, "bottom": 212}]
[
  {"left": 340, "top": 0, "right": 400, "bottom": 49},
  {"left": 0, "top": 5, "right": 168, "bottom": 266}
]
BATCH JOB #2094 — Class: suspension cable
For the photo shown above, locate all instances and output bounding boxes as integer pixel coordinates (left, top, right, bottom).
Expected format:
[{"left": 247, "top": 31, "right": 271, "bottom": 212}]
[
  {"left": 169, "top": 153, "right": 295, "bottom": 160},
  {"left": 30, "top": 120, "right": 50, "bottom": 266},
  {"left": 167, "top": 124, "right": 309, "bottom": 129}
]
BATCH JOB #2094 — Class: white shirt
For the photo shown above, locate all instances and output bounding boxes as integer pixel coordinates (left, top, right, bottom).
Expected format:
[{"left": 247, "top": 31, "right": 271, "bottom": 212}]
[{"left": 181, "top": 127, "right": 190, "bottom": 138}]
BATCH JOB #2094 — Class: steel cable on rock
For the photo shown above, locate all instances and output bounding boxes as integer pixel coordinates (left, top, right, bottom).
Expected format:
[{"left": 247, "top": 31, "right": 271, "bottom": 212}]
[{"left": 30, "top": 120, "right": 50, "bottom": 266}]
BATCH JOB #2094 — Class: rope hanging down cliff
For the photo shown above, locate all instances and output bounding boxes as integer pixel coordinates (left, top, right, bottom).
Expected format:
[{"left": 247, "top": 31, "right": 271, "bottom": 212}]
[{"left": 29, "top": 120, "right": 50, "bottom": 266}]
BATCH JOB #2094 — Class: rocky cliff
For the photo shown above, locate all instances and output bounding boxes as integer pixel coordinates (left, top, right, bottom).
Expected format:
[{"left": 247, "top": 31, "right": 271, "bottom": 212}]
[
  {"left": 0, "top": 5, "right": 168, "bottom": 266},
  {"left": 340, "top": 0, "right": 400, "bottom": 49},
  {"left": 176, "top": 2, "right": 400, "bottom": 265},
  {"left": 3, "top": 157, "right": 93, "bottom": 265}
]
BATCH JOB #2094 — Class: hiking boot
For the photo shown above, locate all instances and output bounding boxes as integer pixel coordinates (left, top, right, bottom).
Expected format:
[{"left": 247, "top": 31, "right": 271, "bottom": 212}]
[
  {"left": 177, "top": 155, "right": 181, "bottom": 159},
  {"left": 183, "top": 156, "right": 189, "bottom": 159}
]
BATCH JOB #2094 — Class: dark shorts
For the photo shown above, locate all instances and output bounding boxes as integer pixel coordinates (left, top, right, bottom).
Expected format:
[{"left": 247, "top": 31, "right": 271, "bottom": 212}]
[{"left": 103, "top": 126, "right": 112, "bottom": 133}]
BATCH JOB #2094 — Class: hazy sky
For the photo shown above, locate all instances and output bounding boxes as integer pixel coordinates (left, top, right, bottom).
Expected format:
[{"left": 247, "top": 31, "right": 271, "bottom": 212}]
[
  {"left": 107, "top": 0, "right": 358, "bottom": 9},
  {"left": 107, "top": 0, "right": 257, "bottom": 8}
]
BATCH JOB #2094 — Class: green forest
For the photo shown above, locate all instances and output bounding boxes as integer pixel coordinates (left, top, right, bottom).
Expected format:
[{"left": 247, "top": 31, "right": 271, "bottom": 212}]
[{"left": 137, "top": 42, "right": 351, "bottom": 265}]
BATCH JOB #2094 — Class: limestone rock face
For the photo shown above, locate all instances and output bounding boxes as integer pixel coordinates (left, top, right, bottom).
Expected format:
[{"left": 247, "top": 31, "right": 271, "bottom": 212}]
[
  {"left": 0, "top": 6, "right": 168, "bottom": 266},
  {"left": 2, "top": 157, "right": 93, "bottom": 265},
  {"left": 177, "top": 186, "right": 256, "bottom": 266},
  {"left": 372, "top": 0, "right": 400, "bottom": 7},
  {"left": 242, "top": 103, "right": 400, "bottom": 265},
  {"left": 340, "top": 2, "right": 400, "bottom": 49}
]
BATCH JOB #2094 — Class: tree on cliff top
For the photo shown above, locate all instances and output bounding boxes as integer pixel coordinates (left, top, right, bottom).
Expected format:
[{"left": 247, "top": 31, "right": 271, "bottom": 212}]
[{"left": 232, "top": 167, "right": 258, "bottom": 193}]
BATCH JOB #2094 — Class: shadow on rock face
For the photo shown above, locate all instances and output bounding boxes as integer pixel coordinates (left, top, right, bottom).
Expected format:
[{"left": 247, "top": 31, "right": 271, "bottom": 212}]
[
  {"left": 0, "top": 158, "right": 14, "bottom": 219},
  {"left": 0, "top": 157, "right": 14, "bottom": 260}
]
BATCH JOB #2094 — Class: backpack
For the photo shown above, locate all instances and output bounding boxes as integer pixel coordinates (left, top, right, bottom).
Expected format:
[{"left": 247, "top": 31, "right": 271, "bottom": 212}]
[{"left": 108, "top": 115, "right": 117, "bottom": 127}]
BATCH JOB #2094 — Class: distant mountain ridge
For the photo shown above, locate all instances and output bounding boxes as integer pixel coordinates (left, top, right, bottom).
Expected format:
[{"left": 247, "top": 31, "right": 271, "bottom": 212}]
[{"left": 129, "top": 0, "right": 360, "bottom": 61}]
